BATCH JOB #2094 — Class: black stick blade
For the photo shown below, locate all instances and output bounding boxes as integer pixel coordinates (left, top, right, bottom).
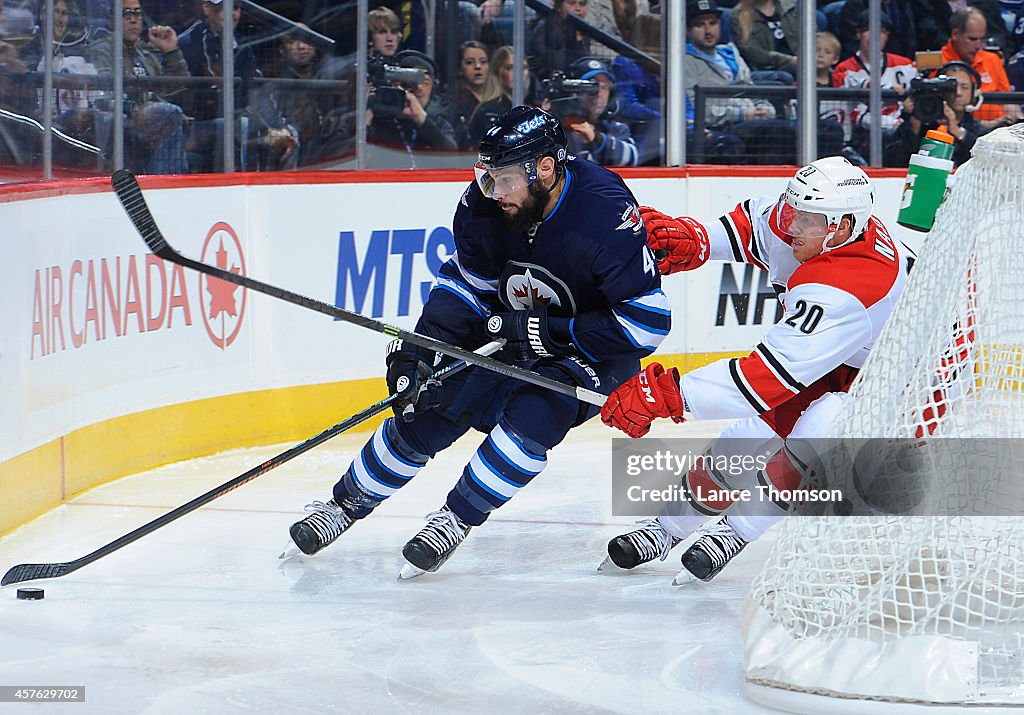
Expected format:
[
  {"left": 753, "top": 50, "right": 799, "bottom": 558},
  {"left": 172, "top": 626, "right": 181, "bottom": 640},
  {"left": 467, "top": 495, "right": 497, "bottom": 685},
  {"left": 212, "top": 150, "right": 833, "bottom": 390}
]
[
  {"left": 111, "top": 170, "right": 168, "bottom": 255},
  {"left": 2, "top": 562, "right": 72, "bottom": 586}
]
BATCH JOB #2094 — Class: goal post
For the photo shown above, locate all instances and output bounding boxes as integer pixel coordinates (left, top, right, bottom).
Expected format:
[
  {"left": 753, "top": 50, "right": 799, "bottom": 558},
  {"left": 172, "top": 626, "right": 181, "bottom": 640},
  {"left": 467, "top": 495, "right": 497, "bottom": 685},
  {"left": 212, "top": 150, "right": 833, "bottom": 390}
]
[{"left": 742, "top": 125, "right": 1024, "bottom": 711}]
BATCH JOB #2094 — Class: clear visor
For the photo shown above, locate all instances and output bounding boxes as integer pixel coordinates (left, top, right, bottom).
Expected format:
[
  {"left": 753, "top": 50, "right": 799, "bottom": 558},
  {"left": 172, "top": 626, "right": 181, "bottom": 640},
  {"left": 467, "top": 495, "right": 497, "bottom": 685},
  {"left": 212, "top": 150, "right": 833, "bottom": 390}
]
[
  {"left": 777, "top": 196, "right": 832, "bottom": 239},
  {"left": 474, "top": 162, "right": 531, "bottom": 199}
]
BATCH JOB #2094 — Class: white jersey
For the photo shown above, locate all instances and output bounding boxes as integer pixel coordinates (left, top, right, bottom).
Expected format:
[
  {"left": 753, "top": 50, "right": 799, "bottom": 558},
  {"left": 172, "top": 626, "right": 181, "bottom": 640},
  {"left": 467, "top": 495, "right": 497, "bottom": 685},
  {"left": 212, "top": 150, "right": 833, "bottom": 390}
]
[{"left": 680, "top": 196, "right": 912, "bottom": 421}]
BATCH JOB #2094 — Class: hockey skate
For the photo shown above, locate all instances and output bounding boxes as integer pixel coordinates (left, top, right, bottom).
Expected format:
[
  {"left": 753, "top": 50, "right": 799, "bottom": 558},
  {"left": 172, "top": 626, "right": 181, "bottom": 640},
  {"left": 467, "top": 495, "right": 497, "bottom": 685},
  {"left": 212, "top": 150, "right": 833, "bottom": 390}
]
[
  {"left": 280, "top": 498, "right": 358, "bottom": 559},
  {"left": 672, "top": 517, "right": 748, "bottom": 585},
  {"left": 398, "top": 506, "right": 473, "bottom": 580},
  {"left": 600, "top": 518, "right": 682, "bottom": 571}
]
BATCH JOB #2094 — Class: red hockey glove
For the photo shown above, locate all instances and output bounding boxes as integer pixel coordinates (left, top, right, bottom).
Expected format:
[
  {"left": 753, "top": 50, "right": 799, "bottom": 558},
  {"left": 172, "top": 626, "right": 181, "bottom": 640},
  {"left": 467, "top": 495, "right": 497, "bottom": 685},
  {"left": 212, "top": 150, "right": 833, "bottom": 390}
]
[
  {"left": 601, "top": 362, "right": 686, "bottom": 438},
  {"left": 639, "top": 206, "right": 711, "bottom": 275}
]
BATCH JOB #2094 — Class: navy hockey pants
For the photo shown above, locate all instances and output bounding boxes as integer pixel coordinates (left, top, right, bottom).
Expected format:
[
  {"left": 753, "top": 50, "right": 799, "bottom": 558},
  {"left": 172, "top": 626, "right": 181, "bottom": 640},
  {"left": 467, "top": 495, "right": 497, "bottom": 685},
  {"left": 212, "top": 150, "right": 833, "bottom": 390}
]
[{"left": 332, "top": 356, "right": 637, "bottom": 526}]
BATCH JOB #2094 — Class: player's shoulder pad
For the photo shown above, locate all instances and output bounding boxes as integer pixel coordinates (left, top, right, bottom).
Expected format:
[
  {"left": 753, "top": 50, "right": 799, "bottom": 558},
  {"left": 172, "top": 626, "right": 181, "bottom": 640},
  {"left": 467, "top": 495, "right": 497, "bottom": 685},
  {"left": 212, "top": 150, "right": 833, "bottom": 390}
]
[
  {"left": 788, "top": 219, "right": 902, "bottom": 308},
  {"left": 562, "top": 159, "right": 646, "bottom": 247}
]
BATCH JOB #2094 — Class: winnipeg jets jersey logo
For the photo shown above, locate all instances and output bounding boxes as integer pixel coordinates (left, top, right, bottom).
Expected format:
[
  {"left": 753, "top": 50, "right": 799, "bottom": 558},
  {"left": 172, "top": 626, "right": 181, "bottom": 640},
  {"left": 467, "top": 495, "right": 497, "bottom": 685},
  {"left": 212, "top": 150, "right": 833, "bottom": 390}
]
[
  {"left": 616, "top": 203, "right": 643, "bottom": 234},
  {"left": 500, "top": 263, "right": 577, "bottom": 314},
  {"left": 507, "top": 269, "right": 559, "bottom": 309}
]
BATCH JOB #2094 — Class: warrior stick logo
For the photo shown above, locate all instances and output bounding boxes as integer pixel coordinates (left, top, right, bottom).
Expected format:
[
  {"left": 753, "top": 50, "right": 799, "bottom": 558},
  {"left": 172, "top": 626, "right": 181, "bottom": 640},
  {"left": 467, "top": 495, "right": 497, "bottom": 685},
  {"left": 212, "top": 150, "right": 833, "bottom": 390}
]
[{"left": 199, "top": 222, "right": 247, "bottom": 350}]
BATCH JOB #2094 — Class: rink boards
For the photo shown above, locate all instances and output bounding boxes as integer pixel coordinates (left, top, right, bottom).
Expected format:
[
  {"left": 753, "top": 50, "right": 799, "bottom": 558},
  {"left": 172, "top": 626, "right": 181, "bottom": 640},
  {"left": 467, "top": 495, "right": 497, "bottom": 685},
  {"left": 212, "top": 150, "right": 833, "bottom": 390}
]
[{"left": 0, "top": 167, "right": 915, "bottom": 535}]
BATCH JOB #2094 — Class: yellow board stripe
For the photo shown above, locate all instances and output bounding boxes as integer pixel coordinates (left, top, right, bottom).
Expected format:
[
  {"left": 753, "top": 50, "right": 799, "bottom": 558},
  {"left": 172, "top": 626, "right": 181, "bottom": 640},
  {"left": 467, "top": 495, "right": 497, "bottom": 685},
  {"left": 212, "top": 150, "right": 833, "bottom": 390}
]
[{"left": 0, "top": 351, "right": 744, "bottom": 536}]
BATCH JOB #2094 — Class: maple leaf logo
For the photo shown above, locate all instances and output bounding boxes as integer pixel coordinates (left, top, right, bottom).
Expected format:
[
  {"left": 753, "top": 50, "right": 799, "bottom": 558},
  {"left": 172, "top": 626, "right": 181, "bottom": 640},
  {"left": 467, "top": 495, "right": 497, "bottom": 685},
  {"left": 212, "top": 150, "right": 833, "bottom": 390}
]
[
  {"left": 512, "top": 281, "right": 552, "bottom": 307},
  {"left": 207, "top": 238, "right": 241, "bottom": 319}
]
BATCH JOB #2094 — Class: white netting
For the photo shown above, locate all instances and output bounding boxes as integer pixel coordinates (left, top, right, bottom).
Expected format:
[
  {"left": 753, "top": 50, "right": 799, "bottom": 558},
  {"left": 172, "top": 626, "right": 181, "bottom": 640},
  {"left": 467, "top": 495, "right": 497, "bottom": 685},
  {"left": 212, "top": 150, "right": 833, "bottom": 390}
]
[{"left": 743, "top": 125, "right": 1024, "bottom": 709}]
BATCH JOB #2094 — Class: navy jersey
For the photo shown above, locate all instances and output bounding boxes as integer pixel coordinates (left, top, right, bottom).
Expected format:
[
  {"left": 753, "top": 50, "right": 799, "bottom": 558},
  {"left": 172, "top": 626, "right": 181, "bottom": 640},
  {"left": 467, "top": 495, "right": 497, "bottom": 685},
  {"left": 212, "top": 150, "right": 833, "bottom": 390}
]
[{"left": 418, "top": 156, "right": 669, "bottom": 363}]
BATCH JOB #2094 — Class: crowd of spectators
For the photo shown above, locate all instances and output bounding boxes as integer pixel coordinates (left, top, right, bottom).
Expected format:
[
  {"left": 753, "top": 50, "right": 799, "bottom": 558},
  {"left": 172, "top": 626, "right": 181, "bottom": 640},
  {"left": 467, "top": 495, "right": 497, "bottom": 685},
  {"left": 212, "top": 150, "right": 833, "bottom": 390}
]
[{"left": 0, "top": 0, "right": 1022, "bottom": 173}]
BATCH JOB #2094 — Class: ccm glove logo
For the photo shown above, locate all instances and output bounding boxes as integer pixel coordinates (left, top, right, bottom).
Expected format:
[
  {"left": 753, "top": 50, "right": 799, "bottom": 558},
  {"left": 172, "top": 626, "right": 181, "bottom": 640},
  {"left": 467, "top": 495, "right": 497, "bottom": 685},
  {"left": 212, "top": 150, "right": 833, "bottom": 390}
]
[
  {"left": 396, "top": 376, "right": 410, "bottom": 393},
  {"left": 639, "top": 371, "right": 655, "bottom": 403},
  {"left": 487, "top": 315, "right": 503, "bottom": 333}
]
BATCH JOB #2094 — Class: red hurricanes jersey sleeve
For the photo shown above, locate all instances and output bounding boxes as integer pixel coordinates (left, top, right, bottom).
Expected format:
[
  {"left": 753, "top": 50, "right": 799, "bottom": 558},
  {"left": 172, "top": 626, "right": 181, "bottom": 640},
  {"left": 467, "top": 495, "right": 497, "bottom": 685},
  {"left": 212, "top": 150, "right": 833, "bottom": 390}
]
[{"left": 704, "top": 195, "right": 779, "bottom": 271}]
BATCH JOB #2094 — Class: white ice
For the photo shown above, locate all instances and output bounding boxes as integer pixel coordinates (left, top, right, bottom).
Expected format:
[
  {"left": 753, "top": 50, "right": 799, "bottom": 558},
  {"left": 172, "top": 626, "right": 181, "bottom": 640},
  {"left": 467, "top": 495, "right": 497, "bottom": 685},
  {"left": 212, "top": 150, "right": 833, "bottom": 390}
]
[{"left": 0, "top": 418, "right": 781, "bottom": 715}]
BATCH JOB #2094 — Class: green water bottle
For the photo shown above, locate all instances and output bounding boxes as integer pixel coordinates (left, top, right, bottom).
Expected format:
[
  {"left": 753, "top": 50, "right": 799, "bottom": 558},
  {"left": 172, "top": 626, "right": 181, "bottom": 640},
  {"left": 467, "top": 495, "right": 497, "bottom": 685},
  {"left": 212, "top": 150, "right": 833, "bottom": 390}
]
[{"left": 897, "top": 128, "right": 955, "bottom": 232}]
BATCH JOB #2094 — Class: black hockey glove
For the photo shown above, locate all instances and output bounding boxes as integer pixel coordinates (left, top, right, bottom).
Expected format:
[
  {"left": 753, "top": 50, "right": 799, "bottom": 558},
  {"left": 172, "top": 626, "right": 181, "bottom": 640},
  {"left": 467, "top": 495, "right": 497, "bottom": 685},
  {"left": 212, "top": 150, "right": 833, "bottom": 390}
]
[
  {"left": 484, "top": 310, "right": 573, "bottom": 363},
  {"left": 385, "top": 339, "right": 444, "bottom": 422}
]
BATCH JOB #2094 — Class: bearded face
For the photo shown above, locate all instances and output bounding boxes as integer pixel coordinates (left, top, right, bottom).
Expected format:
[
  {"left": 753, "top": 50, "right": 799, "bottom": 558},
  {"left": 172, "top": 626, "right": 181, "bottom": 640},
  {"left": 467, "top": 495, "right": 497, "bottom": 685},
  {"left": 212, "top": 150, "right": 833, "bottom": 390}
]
[{"left": 500, "top": 181, "right": 549, "bottom": 233}]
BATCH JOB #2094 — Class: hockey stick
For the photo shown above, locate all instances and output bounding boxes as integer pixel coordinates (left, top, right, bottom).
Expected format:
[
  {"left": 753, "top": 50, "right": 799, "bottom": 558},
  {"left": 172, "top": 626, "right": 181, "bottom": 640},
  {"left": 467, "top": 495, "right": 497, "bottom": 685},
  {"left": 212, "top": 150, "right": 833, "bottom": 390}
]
[
  {"left": 109, "top": 170, "right": 605, "bottom": 407},
  {"left": 0, "top": 340, "right": 503, "bottom": 587}
]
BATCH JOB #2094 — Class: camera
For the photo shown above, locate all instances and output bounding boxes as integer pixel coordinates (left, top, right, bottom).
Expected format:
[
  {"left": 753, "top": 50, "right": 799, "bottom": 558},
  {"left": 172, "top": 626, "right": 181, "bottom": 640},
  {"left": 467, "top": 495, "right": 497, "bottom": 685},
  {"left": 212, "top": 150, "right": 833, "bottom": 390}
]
[
  {"left": 367, "top": 56, "right": 427, "bottom": 118},
  {"left": 541, "top": 71, "right": 600, "bottom": 101},
  {"left": 909, "top": 75, "right": 957, "bottom": 123}
]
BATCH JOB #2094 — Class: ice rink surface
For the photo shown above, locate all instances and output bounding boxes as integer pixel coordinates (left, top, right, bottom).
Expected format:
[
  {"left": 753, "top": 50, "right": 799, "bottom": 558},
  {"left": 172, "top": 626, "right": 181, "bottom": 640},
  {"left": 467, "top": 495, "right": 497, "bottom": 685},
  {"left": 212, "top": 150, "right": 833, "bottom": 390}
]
[{"left": 0, "top": 418, "right": 781, "bottom": 715}]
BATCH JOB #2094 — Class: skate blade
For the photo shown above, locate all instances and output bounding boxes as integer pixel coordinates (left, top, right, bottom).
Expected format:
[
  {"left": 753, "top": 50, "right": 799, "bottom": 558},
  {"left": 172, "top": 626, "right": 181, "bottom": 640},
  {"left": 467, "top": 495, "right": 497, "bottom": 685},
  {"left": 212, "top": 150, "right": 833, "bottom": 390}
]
[
  {"left": 596, "top": 555, "right": 630, "bottom": 573},
  {"left": 278, "top": 542, "right": 303, "bottom": 560},
  {"left": 671, "top": 569, "right": 700, "bottom": 586},
  {"left": 397, "top": 562, "right": 428, "bottom": 581}
]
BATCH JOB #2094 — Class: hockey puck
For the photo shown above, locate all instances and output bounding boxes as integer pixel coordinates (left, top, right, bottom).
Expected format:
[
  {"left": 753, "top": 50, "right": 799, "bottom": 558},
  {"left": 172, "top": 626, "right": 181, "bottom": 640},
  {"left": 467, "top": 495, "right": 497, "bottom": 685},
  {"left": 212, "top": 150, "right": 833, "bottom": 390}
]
[{"left": 16, "top": 588, "right": 44, "bottom": 600}]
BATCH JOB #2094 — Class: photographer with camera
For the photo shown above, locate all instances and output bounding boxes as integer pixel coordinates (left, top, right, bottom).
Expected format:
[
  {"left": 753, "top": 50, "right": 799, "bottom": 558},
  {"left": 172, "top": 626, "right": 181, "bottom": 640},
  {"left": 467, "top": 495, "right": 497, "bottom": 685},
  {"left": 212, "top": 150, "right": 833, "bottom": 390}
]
[
  {"left": 884, "top": 62, "right": 984, "bottom": 167},
  {"left": 366, "top": 50, "right": 458, "bottom": 164},
  {"left": 547, "top": 57, "right": 638, "bottom": 166}
]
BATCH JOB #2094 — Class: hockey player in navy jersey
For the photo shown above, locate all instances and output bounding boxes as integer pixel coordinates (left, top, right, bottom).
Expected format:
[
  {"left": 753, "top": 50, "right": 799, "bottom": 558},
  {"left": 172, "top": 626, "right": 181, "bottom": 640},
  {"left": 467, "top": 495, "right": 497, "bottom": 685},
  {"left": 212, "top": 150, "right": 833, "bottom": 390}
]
[
  {"left": 600, "top": 156, "right": 913, "bottom": 584},
  {"left": 287, "top": 106, "right": 670, "bottom": 578}
]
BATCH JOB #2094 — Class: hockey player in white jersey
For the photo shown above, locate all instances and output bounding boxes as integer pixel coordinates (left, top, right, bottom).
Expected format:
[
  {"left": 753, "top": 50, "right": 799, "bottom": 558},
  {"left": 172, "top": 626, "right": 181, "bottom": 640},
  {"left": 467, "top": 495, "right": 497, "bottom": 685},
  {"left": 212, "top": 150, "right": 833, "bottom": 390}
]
[{"left": 600, "top": 156, "right": 913, "bottom": 584}]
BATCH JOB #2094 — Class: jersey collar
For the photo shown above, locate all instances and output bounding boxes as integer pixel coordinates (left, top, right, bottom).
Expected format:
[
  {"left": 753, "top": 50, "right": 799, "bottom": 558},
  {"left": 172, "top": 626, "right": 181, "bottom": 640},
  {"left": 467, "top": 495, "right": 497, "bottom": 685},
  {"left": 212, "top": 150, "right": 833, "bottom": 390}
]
[{"left": 543, "top": 166, "right": 572, "bottom": 223}]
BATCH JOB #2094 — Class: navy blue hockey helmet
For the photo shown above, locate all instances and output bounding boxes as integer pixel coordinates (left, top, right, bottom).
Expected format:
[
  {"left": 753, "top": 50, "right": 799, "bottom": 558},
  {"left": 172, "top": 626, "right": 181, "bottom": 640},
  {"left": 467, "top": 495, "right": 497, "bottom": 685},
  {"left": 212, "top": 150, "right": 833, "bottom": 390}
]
[{"left": 475, "top": 106, "right": 567, "bottom": 198}]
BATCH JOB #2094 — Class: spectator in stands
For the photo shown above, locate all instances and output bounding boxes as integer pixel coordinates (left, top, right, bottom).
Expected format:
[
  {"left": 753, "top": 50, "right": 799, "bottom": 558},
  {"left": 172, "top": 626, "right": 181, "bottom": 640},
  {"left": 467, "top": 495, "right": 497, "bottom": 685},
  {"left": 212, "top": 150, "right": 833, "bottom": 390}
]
[
  {"left": 88, "top": 0, "right": 190, "bottom": 174},
  {"left": 1008, "top": 46, "right": 1024, "bottom": 88},
  {"left": 999, "top": 0, "right": 1024, "bottom": 55},
  {"left": 731, "top": 0, "right": 800, "bottom": 83},
  {"left": 0, "top": 36, "right": 37, "bottom": 164},
  {"left": 833, "top": 10, "right": 918, "bottom": 164},
  {"left": 584, "top": 0, "right": 648, "bottom": 61},
  {"left": 366, "top": 48, "right": 458, "bottom": 163},
  {"left": 452, "top": 40, "right": 489, "bottom": 148},
  {"left": 478, "top": 0, "right": 539, "bottom": 53},
  {"left": 684, "top": 0, "right": 778, "bottom": 154},
  {"left": 686, "top": 0, "right": 778, "bottom": 127},
  {"left": 466, "top": 45, "right": 545, "bottom": 147},
  {"left": 179, "top": 0, "right": 277, "bottom": 171},
  {"left": 21, "top": 0, "right": 104, "bottom": 165},
  {"left": 556, "top": 55, "right": 638, "bottom": 165},
  {"left": 837, "top": 0, "right": 918, "bottom": 61},
  {"left": 941, "top": 6, "right": 1022, "bottom": 127},
  {"left": 612, "top": 11, "right": 662, "bottom": 164},
  {"left": 684, "top": 0, "right": 843, "bottom": 163},
  {"left": 911, "top": 0, "right": 1005, "bottom": 53},
  {"left": 255, "top": 25, "right": 353, "bottom": 167},
  {"left": 144, "top": 0, "right": 195, "bottom": 34},
  {"left": 528, "top": 0, "right": 591, "bottom": 81},
  {"left": 885, "top": 61, "right": 984, "bottom": 166},
  {"left": 816, "top": 29, "right": 841, "bottom": 86},
  {"left": 368, "top": 6, "right": 401, "bottom": 59},
  {"left": 814, "top": 31, "right": 851, "bottom": 157}
]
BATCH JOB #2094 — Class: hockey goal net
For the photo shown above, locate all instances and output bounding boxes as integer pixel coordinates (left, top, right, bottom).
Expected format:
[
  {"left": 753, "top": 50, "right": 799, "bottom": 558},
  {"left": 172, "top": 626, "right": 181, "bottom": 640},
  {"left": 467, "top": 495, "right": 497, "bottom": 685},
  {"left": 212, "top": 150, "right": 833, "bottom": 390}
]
[{"left": 742, "top": 125, "right": 1024, "bottom": 711}]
